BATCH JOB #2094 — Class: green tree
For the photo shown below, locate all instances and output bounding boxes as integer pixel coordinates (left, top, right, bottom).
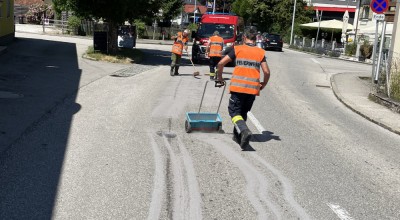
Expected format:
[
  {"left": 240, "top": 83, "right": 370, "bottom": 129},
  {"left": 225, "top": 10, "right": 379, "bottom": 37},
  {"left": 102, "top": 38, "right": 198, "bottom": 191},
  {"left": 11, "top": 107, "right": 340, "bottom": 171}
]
[
  {"left": 232, "top": 0, "right": 312, "bottom": 37},
  {"left": 161, "top": 0, "right": 183, "bottom": 21},
  {"left": 54, "top": 0, "right": 182, "bottom": 54}
]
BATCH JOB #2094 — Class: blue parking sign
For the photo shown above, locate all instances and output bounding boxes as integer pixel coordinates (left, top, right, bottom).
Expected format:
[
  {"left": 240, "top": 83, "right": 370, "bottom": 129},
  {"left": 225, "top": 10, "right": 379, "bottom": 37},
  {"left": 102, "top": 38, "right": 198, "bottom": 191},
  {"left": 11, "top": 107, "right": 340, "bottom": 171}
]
[{"left": 370, "top": 0, "right": 389, "bottom": 14}]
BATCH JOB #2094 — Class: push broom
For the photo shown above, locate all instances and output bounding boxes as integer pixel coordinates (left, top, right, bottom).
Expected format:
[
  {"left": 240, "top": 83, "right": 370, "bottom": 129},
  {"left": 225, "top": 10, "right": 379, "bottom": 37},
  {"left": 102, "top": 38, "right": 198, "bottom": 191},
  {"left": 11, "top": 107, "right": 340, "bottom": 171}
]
[{"left": 187, "top": 50, "right": 200, "bottom": 76}]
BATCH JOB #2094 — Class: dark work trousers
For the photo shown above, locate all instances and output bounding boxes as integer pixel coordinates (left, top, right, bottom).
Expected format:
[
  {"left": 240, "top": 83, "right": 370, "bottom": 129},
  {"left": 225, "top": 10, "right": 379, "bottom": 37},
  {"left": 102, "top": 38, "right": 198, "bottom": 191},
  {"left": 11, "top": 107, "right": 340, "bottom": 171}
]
[
  {"left": 209, "top": 56, "right": 221, "bottom": 75},
  {"left": 228, "top": 92, "right": 256, "bottom": 138}
]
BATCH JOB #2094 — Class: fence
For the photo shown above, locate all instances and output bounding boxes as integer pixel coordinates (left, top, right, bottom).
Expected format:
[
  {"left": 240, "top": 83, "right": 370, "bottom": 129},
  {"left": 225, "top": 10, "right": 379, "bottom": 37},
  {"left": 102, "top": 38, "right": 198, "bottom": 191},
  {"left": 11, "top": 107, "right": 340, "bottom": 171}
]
[
  {"left": 41, "top": 19, "right": 109, "bottom": 35},
  {"left": 42, "top": 19, "right": 68, "bottom": 34},
  {"left": 292, "top": 36, "right": 345, "bottom": 56},
  {"left": 140, "top": 26, "right": 185, "bottom": 40}
]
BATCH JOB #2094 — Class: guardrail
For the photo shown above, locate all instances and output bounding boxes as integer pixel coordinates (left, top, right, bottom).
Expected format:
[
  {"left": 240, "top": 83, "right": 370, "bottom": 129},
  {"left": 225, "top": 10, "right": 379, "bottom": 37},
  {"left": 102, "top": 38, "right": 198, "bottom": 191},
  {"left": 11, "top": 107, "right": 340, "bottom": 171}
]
[{"left": 42, "top": 19, "right": 69, "bottom": 34}]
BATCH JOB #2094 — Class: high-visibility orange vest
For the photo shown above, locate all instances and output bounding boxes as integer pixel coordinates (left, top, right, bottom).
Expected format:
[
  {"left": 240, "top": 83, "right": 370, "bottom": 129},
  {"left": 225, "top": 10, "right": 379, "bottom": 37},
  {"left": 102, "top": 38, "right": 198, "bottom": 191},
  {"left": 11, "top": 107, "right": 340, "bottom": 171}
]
[
  {"left": 230, "top": 45, "right": 265, "bottom": 96},
  {"left": 171, "top": 32, "right": 189, "bottom": 55},
  {"left": 209, "top": 36, "right": 223, "bottom": 57}
]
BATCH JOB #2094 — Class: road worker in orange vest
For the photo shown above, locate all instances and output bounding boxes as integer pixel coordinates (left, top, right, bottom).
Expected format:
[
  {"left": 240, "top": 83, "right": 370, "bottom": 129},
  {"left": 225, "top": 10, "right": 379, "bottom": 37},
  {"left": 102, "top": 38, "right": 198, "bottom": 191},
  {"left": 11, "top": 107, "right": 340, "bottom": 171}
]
[
  {"left": 170, "top": 29, "right": 189, "bottom": 76},
  {"left": 216, "top": 29, "right": 271, "bottom": 150},
  {"left": 206, "top": 31, "right": 224, "bottom": 80}
]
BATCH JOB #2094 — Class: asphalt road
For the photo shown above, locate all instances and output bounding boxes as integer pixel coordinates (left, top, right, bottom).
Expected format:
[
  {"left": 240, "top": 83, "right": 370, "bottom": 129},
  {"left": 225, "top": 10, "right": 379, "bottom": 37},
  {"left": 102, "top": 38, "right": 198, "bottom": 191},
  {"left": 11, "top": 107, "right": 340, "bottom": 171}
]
[{"left": 0, "top": 33, "right": 399, "bottom": 220}]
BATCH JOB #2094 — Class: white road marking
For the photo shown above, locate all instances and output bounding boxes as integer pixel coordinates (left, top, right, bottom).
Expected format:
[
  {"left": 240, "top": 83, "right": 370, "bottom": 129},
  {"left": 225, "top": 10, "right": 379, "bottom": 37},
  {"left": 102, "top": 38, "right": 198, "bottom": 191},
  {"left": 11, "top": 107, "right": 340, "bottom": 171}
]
[
  {"left": 298, "top": 100, "right": 310, "bottom": 104},
  {"left": 147, "top": 133, "right": 165, "bottom": 220},
  {"left": 311, "top": 58, "right": 320, "bottom": 64},
  {"left": 247, "top": 111, "right": 266, "bottom": 133},
  {"left": 327, "top": 203, "right": 354, "bottom": 220}
]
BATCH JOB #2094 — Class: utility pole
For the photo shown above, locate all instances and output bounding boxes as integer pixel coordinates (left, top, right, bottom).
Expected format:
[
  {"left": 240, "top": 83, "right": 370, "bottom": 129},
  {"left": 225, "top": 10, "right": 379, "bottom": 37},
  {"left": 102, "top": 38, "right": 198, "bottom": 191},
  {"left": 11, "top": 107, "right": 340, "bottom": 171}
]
[
  {"left": 388, "top": 0, "right": 400, "bottom": 76},
  {"left": 194, "top": 0, "right": 197, "bottom": 23},
  {"left": 354, "top": 0, "right": 362, "bottom": 45},
  {"left": 290, "top": 0, "right": 297, "bottom": 45},
  {"left": 213, "top": 0, "right": 216, "bottom": 14},
  {"left": 316, "top": 10, "right": 323, "bottom": 47}
]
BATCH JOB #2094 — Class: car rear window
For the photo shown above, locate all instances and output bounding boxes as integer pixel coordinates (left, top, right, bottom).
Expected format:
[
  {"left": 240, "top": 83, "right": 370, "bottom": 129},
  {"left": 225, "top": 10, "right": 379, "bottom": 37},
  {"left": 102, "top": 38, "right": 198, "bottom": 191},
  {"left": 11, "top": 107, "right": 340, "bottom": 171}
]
[{"left": 268, "top": 34, "right": 281, "bottom": 40}]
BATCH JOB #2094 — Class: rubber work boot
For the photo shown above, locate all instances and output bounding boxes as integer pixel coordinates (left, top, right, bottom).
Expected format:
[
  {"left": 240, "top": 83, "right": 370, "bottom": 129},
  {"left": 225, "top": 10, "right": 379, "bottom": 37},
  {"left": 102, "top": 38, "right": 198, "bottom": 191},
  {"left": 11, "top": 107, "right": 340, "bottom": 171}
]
[
  {"left": 174, "top": 66, "right": 180, "bottom": 75},
  {"left": 232, "top": 135, "right": 239, "bottom": 144},
  {"left": 210, "top": 72, "right": 215, "bottom": 80},
  {"left": 170, "top": 66, "right": 174, "bottom": 76},
  {"left": 240, "top": 129, "right": 252, "bottom": 149},
  {"left": 232, "top": 129, "right": 240, "bottom": 144}
]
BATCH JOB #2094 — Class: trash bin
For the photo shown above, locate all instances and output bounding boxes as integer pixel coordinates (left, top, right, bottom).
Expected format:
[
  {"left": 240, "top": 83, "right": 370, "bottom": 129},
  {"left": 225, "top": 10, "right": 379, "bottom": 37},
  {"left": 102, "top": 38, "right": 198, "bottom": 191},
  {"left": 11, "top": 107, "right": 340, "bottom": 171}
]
[{"left": 93, "top": 31, "right": 108, "bottom": 53}]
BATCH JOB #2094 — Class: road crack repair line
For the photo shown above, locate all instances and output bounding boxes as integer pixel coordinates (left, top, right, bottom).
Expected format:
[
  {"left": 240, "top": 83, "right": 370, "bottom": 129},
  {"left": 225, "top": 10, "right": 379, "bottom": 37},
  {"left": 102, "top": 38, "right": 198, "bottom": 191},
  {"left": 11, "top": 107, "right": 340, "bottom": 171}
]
[
  {"left": 200, "top": 136, "right": 281, "bottom": 220},
  {"left": 149, "top": 130, "right": 203, "bottom": 220},
  {"left": 147, "top": 133, "right": 165, "bottom": 220},
  {"left": 247, "top": 111, "right": 311, "bottom": 219}
]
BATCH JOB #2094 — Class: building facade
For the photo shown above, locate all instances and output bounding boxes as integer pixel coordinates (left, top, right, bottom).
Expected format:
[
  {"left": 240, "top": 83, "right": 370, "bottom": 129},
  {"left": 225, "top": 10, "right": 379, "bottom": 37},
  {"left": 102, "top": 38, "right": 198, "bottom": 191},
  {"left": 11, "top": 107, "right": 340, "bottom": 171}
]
[
  {"left": 352, "top": 0, "right": 397, "bottom": 44},
  {"left": 172, "top": 0, "right": 207, "bottom": 26},
  {"left": 305, "top": 0, "right": 358, "bottom": 23},
  {"left": 0, "top": 0, "right": 15, "bottom": 45}
]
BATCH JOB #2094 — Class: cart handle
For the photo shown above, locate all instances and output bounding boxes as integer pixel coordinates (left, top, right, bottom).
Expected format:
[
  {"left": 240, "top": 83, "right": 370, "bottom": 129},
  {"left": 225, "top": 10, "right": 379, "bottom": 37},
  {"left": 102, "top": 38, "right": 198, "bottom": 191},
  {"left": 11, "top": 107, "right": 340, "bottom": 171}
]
[
  {"left": 215, "top": 81, "right": 226, "bottom": 114},
  {"left": 198, "top": 80, "right": 226, "bottom": 114}
]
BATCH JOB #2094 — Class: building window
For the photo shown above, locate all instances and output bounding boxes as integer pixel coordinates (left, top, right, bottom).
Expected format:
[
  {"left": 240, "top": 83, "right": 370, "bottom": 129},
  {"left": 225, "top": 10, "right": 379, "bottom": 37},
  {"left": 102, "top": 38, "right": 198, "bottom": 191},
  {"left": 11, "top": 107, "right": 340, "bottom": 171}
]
[
  {"left": 361, "top": 6, "right": 370, "bottom": 20},
  {"left": 361, "top": 0, "right": 371, "bottom": 5}
]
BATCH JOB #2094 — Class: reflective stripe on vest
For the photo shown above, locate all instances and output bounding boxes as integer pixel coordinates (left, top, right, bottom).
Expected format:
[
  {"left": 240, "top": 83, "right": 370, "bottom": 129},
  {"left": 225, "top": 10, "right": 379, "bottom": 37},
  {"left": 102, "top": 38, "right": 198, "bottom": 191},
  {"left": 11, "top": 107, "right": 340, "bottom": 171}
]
[
  {"left": 229, "top": 45, "right": 265, "bottom": 96},
  {"left": 171, "top": 32, "right": 188, "bottom": 55},
  {"left": 209, "top": 36, "right": 223, "bottom": 57}
]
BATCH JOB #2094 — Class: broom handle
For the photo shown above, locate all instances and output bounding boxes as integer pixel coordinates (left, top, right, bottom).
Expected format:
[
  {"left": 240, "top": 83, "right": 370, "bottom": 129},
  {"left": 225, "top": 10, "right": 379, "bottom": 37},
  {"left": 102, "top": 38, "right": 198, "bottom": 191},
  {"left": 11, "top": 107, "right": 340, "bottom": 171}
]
[
  {"left": 186, "top": 51, "right": 197, "bottom": 71},
  {"left": 198, "top": 81, "right": 208, "bottom": 113}
]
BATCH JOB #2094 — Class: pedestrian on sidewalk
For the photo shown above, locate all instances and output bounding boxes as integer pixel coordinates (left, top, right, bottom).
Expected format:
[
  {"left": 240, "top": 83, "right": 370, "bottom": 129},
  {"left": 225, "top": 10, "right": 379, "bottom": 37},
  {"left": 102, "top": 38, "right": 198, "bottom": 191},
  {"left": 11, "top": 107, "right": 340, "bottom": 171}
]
[
  {"left": 170, "top": 29, "right": 189, "bottom": 76},
  {"left": 206, "top": 31, "right": 224, "bottom": 80},
  {"left": 216, "top": 29, "right": 271, "bottom": 149}
]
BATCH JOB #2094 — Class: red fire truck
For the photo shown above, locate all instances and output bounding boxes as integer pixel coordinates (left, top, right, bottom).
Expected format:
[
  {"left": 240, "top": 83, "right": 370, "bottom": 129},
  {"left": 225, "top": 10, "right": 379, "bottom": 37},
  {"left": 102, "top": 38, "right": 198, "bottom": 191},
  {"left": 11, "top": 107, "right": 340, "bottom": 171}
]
[{"left": 192, "top": 13, "right": 244, "bottom": 63}]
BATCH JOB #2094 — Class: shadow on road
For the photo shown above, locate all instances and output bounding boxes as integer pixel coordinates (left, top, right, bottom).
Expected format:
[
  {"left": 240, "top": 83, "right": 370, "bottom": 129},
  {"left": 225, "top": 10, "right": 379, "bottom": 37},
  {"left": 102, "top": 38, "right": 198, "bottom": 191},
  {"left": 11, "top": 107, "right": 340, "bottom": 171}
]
[
  {"left": 139, "top": 48, "right": 200, "bottom": 67},
  {"left": 0, "top": 37, "right": 81, "bottom": 219},
  {"left": 252, "top": 131, "right": 281, "bottom": 143}
]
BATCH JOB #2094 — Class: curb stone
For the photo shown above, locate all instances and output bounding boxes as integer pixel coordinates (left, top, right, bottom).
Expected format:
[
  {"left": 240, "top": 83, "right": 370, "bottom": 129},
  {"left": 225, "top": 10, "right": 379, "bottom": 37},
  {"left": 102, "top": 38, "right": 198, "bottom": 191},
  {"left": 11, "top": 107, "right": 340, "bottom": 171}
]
[
  {"left": 369, "top": 93, "right": 400, "bottom": 114},
  {"left": 330, "top": 73, "right": 400, "bottom": 136}
]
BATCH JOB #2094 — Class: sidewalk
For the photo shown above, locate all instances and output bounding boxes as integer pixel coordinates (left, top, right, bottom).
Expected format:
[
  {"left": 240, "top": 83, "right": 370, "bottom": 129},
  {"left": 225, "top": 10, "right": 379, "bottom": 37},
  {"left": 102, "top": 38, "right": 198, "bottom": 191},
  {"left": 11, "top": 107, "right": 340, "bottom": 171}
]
[
  {"left": 331, "top": 72, "right": 400, "bottom": 135},
  {"left": 282, "top": 44, "right": 400, "bottom": 135}
]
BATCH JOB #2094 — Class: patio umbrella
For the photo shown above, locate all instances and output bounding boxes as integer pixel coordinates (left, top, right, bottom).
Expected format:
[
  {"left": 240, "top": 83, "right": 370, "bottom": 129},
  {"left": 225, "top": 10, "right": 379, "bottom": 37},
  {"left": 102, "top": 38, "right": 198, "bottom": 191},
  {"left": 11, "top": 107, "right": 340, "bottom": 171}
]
[
  {"left": 301, "top": 19, "right": 354, "bottom": 41},
  {"left": 301, "top": 19, "right": 354, "bottom": 30}
]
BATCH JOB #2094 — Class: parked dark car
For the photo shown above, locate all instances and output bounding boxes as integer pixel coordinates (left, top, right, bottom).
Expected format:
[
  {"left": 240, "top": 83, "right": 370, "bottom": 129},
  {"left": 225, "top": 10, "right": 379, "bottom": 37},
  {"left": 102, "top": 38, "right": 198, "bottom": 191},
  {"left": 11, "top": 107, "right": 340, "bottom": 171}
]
[{"left": 264, "top": 33, "right": 283, "bottom": 51}]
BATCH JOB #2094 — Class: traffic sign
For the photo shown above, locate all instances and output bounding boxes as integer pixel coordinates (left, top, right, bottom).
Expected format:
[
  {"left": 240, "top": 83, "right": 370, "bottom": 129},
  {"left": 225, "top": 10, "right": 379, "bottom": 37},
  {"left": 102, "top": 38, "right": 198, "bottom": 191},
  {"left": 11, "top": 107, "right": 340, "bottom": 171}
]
[
  {"left": 370, "top": 0, "right": 389, "bottom": 14},
  {"left": 373, "top": 14, "right": 385, "bottom": 21}
]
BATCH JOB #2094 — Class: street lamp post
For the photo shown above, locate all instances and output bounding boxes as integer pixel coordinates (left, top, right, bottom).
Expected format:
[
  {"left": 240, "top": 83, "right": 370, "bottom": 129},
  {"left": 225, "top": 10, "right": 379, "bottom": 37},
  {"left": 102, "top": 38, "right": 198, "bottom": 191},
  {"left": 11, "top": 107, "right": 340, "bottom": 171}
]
[{"left": 290, "top": 0, "right": 297, "bottom": 45}]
